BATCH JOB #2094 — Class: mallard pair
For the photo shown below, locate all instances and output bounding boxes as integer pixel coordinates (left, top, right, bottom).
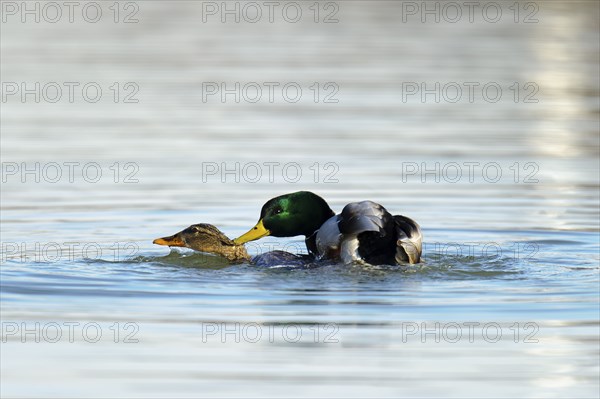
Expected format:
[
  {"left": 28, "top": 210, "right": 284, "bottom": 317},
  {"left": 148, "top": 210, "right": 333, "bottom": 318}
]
[{"left": 154, "top": 191, "right": 422, "bottom": 265}]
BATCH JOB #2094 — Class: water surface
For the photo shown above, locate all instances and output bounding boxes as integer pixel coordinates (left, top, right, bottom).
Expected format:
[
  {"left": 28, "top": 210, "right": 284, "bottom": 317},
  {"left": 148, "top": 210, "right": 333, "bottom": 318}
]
[{"left": 1, "top": 1, "right": 599, "bottom": 397}]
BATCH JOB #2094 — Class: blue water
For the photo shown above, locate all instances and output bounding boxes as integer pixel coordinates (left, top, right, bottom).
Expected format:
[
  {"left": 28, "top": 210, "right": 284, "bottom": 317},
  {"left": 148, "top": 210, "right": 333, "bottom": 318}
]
[{"left": 1, "top": 1, "right": 599, "bottom": 397}]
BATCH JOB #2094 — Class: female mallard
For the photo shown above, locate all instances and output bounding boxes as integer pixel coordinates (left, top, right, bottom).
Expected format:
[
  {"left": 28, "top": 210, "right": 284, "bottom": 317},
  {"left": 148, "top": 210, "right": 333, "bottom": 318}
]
[
  {"left": 153, "top": 224, "right": 251, "bottom": 262},
  {"left": 234, "top": 191, "right": 422, "bottom": 265},
  {"left": 153, "top": 223, "right": 309, "bottom": 266}
]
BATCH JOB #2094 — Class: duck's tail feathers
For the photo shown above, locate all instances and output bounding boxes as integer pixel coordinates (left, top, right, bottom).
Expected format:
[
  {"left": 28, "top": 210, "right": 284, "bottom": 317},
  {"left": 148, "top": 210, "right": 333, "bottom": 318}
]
[{"left": 394, "top": 215, "right": 422, "bottom": 264}]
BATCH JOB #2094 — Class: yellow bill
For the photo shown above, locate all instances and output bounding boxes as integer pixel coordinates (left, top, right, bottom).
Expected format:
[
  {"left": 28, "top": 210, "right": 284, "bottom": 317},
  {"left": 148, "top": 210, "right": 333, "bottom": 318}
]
[
  {"left": 234, "top": 219, "right": 270, "bottom": 244},
  {"left": 153, "top": 234, "right": 185, "bottom": 247}
]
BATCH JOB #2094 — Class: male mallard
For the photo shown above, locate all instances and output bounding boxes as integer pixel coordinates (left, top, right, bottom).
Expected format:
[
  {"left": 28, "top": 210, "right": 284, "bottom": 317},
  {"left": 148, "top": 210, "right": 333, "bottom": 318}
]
[{"left": 234, "top": 191, "right": 422, "bottom": 265}]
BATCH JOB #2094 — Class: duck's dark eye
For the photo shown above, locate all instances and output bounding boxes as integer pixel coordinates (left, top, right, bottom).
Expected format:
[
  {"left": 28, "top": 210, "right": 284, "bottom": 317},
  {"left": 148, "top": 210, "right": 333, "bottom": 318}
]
[{"left": 274, "top": 207, "right": 283, "bottom": 215}]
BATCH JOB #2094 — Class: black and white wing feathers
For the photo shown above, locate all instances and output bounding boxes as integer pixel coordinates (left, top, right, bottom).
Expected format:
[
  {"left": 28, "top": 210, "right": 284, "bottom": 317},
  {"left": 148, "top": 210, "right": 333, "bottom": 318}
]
[{"left": 315, "top": 200, "right": 423, "bottom": 265}]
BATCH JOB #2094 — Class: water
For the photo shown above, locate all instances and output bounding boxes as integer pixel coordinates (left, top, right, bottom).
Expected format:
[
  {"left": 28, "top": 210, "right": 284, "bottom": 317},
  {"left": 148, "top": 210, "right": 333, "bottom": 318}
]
[{"left": 1, "top": 1, "right": 599, "bottom": 397}]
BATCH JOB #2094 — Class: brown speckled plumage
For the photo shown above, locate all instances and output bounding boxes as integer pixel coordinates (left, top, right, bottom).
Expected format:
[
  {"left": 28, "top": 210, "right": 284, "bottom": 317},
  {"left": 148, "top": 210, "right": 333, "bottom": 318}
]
[{"left": 153, "top": 224, "right": 251, "bottom": 262}]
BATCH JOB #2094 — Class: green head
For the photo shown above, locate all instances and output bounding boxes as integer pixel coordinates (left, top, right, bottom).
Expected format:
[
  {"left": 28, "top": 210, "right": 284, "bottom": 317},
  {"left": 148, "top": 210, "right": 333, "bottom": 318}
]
[{"left": 234, "top": 191, "right": 334, "bottom": 244}]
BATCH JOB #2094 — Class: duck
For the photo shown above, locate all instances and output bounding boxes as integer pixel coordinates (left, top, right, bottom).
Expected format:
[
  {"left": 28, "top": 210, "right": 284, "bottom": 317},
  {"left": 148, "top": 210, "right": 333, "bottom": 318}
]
[
  {"left": 153, "top": 223, "right": 251, "bottom": 262},
  {"left": 153, "top": 223, "right": 309, "bottom": 266},
  {"left": 233, "top": 191, "right": 422, "bottom": 265}
]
